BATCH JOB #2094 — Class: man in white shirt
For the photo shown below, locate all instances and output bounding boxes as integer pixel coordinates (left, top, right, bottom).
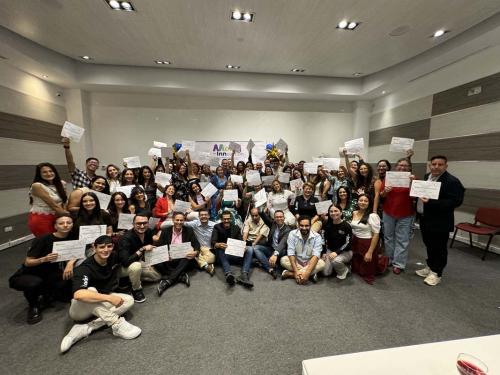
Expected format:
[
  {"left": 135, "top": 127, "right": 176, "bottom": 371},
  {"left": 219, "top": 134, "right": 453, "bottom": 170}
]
[{"left": 184, "top": 209, "right": 216, "bottom": 275}]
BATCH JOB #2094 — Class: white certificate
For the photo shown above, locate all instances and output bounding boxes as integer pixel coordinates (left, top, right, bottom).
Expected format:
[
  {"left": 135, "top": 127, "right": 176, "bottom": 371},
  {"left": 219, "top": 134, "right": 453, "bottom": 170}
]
[
  {"left": 223, "top": 189, "right": 239, "bottom": 201},
  {"left": 116, "top": 185, "right": 134, "bottom": 198},
  {"left": 153, "top": 141, "right": 167, "bottom": 148},
  {"left": 304, "top": 162, "right": 319, "bottom": 174},
  {"left": 247, "top": 139, "right": 255, "bottom": 151},
  {"left": 161, "top": 146, "right": 174, "bottom": 159},
  {"left": 200, "top": 182, "right": 218, "bottom": 199},
  {"left": 144, "top": 245, "right": 170, "bottom": 266},
  {"left": 315, "top": 201, "right": 332, "bottom": 215},
  {"left": 278, "top": 172, "right": 290, "bottom": 184},
  {"left": 344, "top": 138, "right": 365, "bottom": 154},
  {"left": 385, "top": 171, "right": 411, "bottom": 188},
  {"left": 246, "top": 172, "right": 262, "bottom": 186},
  {"left": 322, "top": 158, "right": 340, "bottom": 171},
  {"left": 181, "top": 140, "right": 196, "bottom": 151},
  {"left": 312, "top": 157, "right": 323, "bottom": 164},
  {"left": 229, "top": 141, "right": 241, "bottom": 153},
  {"left": 289, "top": 178, "right": 304, "bottom": 191},
  {"left": 209, "top": 156, "right": 220, "bottom": 168},
  {"left": 123, "top": 156, "right": 141, "bottom": 169},
  {"left": 118, "top": 213, "right": 135, "bottom": 230},
  {"left": 199, "top": 181, "right": 209, "bottom": 189},
  {"left": 176, "top": 150, "right": 187, "bottom": 159},
  {"left": 155, "top": 172, "right": 172, "bottom": 187},
  {"left": 410, "top": 180, "right": 442, "bottom": 200},
  {"left": 148, "top": 147, "right": 162, "bottom": 158},
  {"left": 173, "top": 200, "right": 191, "bottom": 214},
  {"left": 225, "top": 238, "right": 246, "bottom": 257},
  {"left": 390, "top": 137, "right": 414, "bottom": 152},
  {"left": 90, "top": 190, "right": 111, "bottom": 209},
  {"left": 169, "top": 242, "right": 192, "bottom": 259},
  {"left": 275, "top": 138, "right": 288, "bottom": 151},
  {"left": 79, "top": 225, "right": 107, "bottom": 244},
  {"left": 61, "top": 121, "right": 85, "bottom": 143},
  {"left": 148, "top": 217, "right": 160, "bottom": 229},
  {"left": 261, "top": 176, "right": 275, "bottom": 186},
  {"left": 253, "top": 189, "right": 267, "bottom": 207},
  {"left": 230, "top": 174, "right": 244, "bottom": 184},
  {"left": 51, "top": 240, "right": 86, "bottom": 262}
]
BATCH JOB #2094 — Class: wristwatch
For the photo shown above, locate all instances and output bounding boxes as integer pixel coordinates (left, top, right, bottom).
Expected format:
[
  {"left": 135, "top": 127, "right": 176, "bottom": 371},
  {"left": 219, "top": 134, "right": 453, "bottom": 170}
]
[{"left": 273, "top": 250, "right": 279, "bottom": 256}]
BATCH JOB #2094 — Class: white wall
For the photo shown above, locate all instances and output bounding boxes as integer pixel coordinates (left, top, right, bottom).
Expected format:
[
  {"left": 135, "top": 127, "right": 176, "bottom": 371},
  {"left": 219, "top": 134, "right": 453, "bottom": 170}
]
[{"left": 89, "top": 92, "right": 354, "bottom": 165}]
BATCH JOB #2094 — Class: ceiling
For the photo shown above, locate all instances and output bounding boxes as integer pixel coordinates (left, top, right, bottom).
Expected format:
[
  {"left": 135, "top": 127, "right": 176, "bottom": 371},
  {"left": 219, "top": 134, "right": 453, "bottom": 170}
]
[{"left": 1, "top": 0, "right": 500, "bottom": 101}]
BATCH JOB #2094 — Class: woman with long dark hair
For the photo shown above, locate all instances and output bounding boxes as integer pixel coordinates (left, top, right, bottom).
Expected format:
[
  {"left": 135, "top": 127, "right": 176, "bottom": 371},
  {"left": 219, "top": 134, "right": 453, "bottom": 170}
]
[
  {"left": 187, "top": 182, "right": 210, "bottom": 220},
  {"left": 335, "top": 186, "right": 356, "bottom": 222},
  {"left": 210, "top": 166, "right": 228, "bottom": 219},
  {"left": 129, "top": 186, "right": 151, "bottom": 214},
  {"left": 107, "top": 192, "right": 132, "bottom": 237},
  {"left": 28, "top": 163, "right": 68, "bottom": 237},
  {"left": 120, "top": 168, "right": 137, "bottom": 186},
  {"left": 105, "top": 164, "right": 121, "bottom": 193},
  {"left": 67, "top": 175, "right": 110, "bottom": 213},
  {"left": 73, "top": 192, "right": 113, "bottom": 239},
  {"left": 154, "top": 185, "right": 177, "bottom": 229},
  {"left": 137, "top": 165, "right": 157, "bottom": 207}
]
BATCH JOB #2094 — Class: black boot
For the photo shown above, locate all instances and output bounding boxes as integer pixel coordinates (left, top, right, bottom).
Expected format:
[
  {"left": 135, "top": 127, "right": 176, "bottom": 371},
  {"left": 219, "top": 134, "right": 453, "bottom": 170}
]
[{"left": 27, "top": 305, "right": 42, "bottom": 325}]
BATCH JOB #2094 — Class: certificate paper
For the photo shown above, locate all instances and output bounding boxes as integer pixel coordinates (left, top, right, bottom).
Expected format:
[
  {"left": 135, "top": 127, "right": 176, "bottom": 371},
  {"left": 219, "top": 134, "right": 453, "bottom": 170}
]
[
  {"left": 61, "top": 121, "right": 85, "bottom": 143},
  {"left": 253, "top": 189, "right": 267, "bottom": 207},
  {"left": 123, "top": 156, "right": 141, "bottom": 169},
  {"left": 225, "top": 238, "right": 246, "bottom": 257},
  {"left": 148, "top": 217, "right": 160, "bottom": 229},
  {"left": 289, "top": 178, "right": 304, "bottom": 191},
  {"left": 153, "top": 141, "right": 167, "bottom": 148},
  {"left": 390, "top": 137, "right": 414, "bottom": 152},
  {"left": 161, "top": 147, "right": 174, "bottom": 159},
  {"left": 344, "top": 138, "right": 364, "bottom": 154},
  {"left": 223, "top": 189, "right": 239, "bottom": 201},
  {"left": 169, "top": 242, "right": 192, "bottom": 259},
  {"left": 278, "top": 172, "right": 290, "bottom": 184},
  {"left": 91, "top": 190, "right": 111, "bottom": 209},
  {"left": 228, "top": 142, "right": 241, "bottom": 153},
  {"left": 51, "top": 240, "right": 86, "bottom": 262},
  {"left": 275, "top": 138, "right": 288, "bottom": 151},
  {"left": 385, "top": 171, "right": 411, "bottom": 188},
  {"left": 247, "top": 139, "right": 255, "bottom": 151},
  {"left": 116, "top": 185, "right": 134, "bottom": 198},
  {"left": 261, "top": 176, "right": 274, "bottom": 186},
  {"left": 148, "top": 147, "right": 162, "bottom": 158},
  {"left": 230, "top": 174, "right": 244, "bottom": 184},
  {"left": 322, "top": 158, "right": 340, "bottom": 171},
  {"left": 410, "top": 180, "right": 441, "bottom": 200},
  {"left": 200, "top": 183, "right": 218, "bottom": 199},
  {"left": 155, "top": 172, "right": 172, "bottom": 187},
  {"left": 246, "top": 172, "right": 262, "bottom": 186},
  {"left": 79, "top": 225, "right": 107, "bottom": 244},
  {"left": 314, "top": 201, "right": 332, "bottom": 215},
  {"left": 144, "top": 245, "right": 170, "bottom": 266},
  {"left": 118, "top": 213, "right": 135, "bottom": 230},
  {"left": 180, "top": 140, "right": 196, "bottom": 152},
  {"left": 174, "top": 200, "right": 191, "bottom": 213},
  {"left": 303, "top": 162, "right": 319, "bottom": 175}
]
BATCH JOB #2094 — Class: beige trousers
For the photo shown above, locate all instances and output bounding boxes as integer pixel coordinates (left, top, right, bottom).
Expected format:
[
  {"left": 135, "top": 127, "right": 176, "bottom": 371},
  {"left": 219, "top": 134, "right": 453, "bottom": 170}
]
[
  {"left": 280, "top": 256, "right": 326, "bottom": 275},
  {"left": 120, "top": 261, "right": 162, "bottom": 291}
]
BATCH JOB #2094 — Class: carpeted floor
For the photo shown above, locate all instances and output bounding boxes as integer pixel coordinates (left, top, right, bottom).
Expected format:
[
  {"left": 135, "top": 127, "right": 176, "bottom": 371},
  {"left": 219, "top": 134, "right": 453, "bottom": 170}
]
[{"left": 1, "top": 231, "right": 499, "bottom": 375}]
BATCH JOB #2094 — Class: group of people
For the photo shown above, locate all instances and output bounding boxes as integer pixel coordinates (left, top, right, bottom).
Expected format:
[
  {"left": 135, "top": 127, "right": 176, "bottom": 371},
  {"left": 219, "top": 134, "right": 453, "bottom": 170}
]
[{"left": 9, "top": 136, "right": 465, "bottom": 353}]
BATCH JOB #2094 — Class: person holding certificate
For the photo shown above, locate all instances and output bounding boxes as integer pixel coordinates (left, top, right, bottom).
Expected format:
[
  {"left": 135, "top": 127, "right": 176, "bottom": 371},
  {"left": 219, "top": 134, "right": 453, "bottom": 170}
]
[
  {"left": 156, "top": 212, "right": 201, "bottom": 296},
  {"left": 60, "top": 235, "right": 141, "bottom": 353},
  {"left": 9, "top": 213, "right": 76, "bottom": 324},
  {"left": 184, "top": 209, "right": 216, "bottom": 276},
  {"left": 267, "top": 180, "right": 295, "bottom": 226},
  {"left": 335, "top": 186, "right": 357, "bottom": 222},
  {"left": 216, "top": 181, "right": 243, "bottom": 228},
  {"left": 209, "top": 166, "right": 228, "bottom": 219},
  {"left": 67, "top": 175, "right": 110, "bottom": 213},
  {"left": 243, "top": 208, "right": 273, "bottom": 278},
  {"left": 291, "top": 182, "right": 321, "bottom": 233},
  {"left": 129, "top": 186, "right": 152, "bottom": 214},
  {"left": 105, "top": 164, "right": 121, "bottom": 194},
  {"left": 154, "top": 185, "right": 177, "bottom": 229},
  {"left": 61, "top": 137, "right": 99, "bottom": 189},
  {"left": 72, "top": 192, "right": 113, "bottom": 240},
  {"left": 137, "top": 166, "right": 159, "bottom": 208},
  {"left": 415, "top": 155, "right": 465, "bottom": 286},
  {"left": 187, "top": 182, "right": 211, "bottom": 221},
  {"left": 378, "top": 158, "right": 416, "bottom": 275},
  {"left": 211, "top": 211, "right": 254, "bottom": 288},
  {"left": 108, "top": 192, "right": 132, "bottom": 239}
]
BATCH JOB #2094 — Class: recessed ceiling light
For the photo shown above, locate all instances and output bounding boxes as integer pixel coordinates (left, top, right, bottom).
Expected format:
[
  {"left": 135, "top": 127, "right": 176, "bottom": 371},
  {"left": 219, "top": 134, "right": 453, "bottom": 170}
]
[
  {"left": 80, "top": 55, "right": 92, "bottom": 60},
  {"left": 155, "top": 60, "right": 171, "bottom": 65},
  {"left": 231, "top": 10, "right": 254, "bottom": 22},
  {"left": 353, "top": 72, "right": 363, "bottom": 76},
  {"left": 226, "top": 64, "right": 240, "bottom": 69},
  {"left": 291, "top": 68, "right": 305, "bottom": 73},
  {"left": 433, "top": 29, "right": 447, "bottom": 38},
  {"left": 347, "top": 22, "right": 358, "bottom": 29},
  {"left": 105, "top": 0, "right": 135, "bottom": 11},
  {"left": 337, "top": 20, "right": 348, "bottom": 29},
  {"left": 42, "top": 74, "right": 48, "bottom": 78},
  {"left": 337, "top": 20, "right": 360, "bottom": 30},
  {"left": 381, "top": 90, "right": 386, "bottom": 94}
]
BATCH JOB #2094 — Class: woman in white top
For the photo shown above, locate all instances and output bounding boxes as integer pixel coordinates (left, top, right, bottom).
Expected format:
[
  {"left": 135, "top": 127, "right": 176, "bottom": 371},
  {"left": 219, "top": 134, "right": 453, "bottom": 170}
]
[
  {"left": 28, "top": 163, "right": 68, "bottom": 237},
  {"left": 105, "top": 164, "right": 121, "bottom": 193},
  {"left": 267, "top": 180, "right": 295, "bottom": 226},
  {"left": 350, "top": 194, "right": 384, "bottom": 284}
]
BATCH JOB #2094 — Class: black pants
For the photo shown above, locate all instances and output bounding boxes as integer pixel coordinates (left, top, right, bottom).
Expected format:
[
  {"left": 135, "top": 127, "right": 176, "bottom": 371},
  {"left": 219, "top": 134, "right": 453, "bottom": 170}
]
[
  {"left": 156, "top": 258, "right": 194, "bottom": 283},
  {"left": 420, "top": 223, "right": 449, "bottom": 277},
  {"left": 9, "top": 268, "right": 72, "bottom": 307}
]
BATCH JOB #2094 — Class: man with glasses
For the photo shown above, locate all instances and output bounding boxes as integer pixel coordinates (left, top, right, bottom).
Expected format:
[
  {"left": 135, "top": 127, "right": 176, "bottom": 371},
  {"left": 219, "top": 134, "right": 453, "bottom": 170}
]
[
  {"left": 61, "top": 137, "right": 99, "bottom": 189},
  {"left": 118, "top": 213, "right": 161, "bottom": 303}
]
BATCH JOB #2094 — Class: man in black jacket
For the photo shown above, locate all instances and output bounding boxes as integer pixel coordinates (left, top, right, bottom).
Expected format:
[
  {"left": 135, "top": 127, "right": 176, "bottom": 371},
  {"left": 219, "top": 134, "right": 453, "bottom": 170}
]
[
  {"left": 415, "top": 155, "right": 465, "bottom": 286},
  {"left": 156, "top": 212, "right": 200, "bottom": 296}
]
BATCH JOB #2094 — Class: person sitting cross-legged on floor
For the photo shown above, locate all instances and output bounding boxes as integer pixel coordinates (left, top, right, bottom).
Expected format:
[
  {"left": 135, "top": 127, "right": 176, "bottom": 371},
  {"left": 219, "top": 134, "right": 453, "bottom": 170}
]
[
  {"left": 281, "top": 215, "right": 325, "bottom": 284},
  {"left": 183, "top": 208, "right": 216, "bottom": 276},
  {"left": 60, "top": 235, "right": 141, "bottom": 353},
  {"left": 211, "top": 210, "right": 254, "bottom": 288},
  {"left": 243, "top": 208, "right": 274, "bottom": 278}
]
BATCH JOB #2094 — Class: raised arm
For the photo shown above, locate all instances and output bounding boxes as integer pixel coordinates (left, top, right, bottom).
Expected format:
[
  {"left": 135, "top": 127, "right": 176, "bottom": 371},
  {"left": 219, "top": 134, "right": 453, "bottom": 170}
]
[{"left": 62, "top": 137, "right": 76, "bottom": 175}]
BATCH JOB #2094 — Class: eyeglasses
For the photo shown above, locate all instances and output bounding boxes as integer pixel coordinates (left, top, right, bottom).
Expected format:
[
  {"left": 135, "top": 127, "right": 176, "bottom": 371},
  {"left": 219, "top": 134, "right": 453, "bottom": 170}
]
[{"left": 135, "top": 222, "right": 148, "bottom": 226}]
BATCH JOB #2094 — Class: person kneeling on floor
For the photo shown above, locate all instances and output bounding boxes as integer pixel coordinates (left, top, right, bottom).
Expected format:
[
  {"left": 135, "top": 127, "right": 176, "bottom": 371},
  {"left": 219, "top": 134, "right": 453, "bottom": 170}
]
[{"left": 60, "top": 235, "right": 141, "bottom": 353}]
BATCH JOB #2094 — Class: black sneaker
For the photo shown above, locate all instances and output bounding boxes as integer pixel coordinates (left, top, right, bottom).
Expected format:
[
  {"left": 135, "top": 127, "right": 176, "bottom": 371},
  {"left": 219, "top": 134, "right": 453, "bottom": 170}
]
[
  {"left": 225, "top": 272, "right": 236, "bottom": 286},
  {"left": 132, "top": 288, "right": 146, "bottom": 303},
  {"left": 236, "top": 272, "right": 254, "bottom": 288},
  {"left": 179, "top": 273, "right": 190, "bottom": 287},
  {"left": 157, "top": 279, "right": 172, "bottom": 297},
  {"left": 269, "top": 269, "right": 277, "bottom": 280},
  {"left": 27, "top": 306, "right": 42, "bottom": 325},
  {"left": 310, "top": 273, "right": 318, "bottom": 284}
]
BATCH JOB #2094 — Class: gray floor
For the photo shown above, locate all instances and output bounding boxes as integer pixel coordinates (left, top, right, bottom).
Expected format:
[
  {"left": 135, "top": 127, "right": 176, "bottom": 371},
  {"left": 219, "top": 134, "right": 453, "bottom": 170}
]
[{"left": 1, "top": 231, "right": 499, "bottom": 375}]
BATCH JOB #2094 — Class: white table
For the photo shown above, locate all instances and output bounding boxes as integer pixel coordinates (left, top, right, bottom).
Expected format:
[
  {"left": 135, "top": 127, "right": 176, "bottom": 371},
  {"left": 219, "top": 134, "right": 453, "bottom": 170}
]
[{"left": 302, "top": 334, "right": 499, "bottom": 374}]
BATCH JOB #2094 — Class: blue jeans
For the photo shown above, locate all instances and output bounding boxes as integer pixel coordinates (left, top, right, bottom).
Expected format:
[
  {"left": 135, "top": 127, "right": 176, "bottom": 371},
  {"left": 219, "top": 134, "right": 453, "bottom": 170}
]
[
  {"left": 249, "top": 245, "right": 273, "bottom": 271},
  {"left": 383, "top": 212, "right": 414, "bottom": 269},
  {"left": 216, "top": 247, "right": 254, "bottom": 274}
]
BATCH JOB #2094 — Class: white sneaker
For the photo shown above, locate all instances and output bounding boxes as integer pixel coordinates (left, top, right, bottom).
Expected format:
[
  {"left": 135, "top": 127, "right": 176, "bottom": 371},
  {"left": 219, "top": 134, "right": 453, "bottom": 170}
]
[
  {"left": 336, "top": 267, "right": 350, "bottom": 280},
  {"left": 111, "top": 317, "right": 141, "bottom": 340},
  {"left": 424, "top": 271, "right": 441, "bottom": 286},
  {"left": 60, "top": 323, "right": 91, "bottom": 353},
  {"left": 415, "top": 266, "right": 431, "bottom": 278}
]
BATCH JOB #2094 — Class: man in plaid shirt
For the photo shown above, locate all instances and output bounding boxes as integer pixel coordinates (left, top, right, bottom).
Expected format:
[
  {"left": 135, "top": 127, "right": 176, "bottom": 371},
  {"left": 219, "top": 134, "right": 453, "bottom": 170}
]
[{"left": 62, "top": 137, "right": 100, "bottom": 189}]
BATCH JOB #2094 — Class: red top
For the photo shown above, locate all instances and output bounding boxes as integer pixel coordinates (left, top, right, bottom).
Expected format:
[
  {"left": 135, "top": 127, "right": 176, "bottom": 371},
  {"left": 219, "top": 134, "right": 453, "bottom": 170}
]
[{"left": 381, "top": 179, "right": 415, "bottom": 218}]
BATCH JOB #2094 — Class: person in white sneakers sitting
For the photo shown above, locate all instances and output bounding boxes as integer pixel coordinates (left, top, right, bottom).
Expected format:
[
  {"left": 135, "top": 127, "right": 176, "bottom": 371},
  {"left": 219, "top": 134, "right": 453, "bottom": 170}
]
[{"left": 60, "top": 235, "right": 141, "bottom": 353}]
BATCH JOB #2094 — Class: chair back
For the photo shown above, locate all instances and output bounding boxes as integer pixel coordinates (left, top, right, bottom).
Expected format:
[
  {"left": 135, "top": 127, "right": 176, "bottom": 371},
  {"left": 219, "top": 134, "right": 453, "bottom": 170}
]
[{"left": 475, "top": 207, "right": 500, "bottom": 227}]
